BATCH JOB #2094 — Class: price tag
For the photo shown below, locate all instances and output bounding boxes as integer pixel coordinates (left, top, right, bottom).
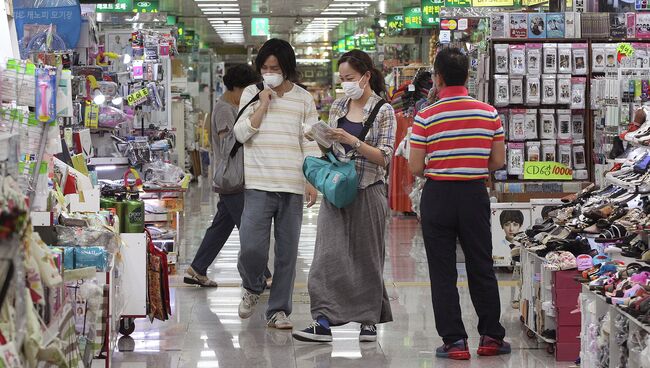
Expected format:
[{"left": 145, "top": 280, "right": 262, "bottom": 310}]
[
  {"left": 126, "top": 88, "right": 150, "bottom": 106},
  {"left": 523, "top": 161, "right": 573, "bottom": 180},
  {"left": 84, "top": 101, "right": 99, "bottom": 128}
]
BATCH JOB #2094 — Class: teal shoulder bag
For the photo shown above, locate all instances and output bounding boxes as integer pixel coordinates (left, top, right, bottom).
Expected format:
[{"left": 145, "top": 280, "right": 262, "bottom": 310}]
[{"left": 303, "top": 100, "right": 386, "bottom": 209}]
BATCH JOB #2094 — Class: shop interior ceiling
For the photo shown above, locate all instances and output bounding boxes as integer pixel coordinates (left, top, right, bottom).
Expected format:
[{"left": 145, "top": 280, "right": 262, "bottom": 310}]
[{"left": 159, "top": 0, "right": 422, "bottom": 50}]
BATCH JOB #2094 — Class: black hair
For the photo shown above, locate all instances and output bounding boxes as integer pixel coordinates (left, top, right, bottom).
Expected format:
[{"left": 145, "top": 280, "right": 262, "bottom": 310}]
[
  {"left": 433, "top": 47, "right": 469, "bottom": 87},
  {"left": 223, "top": 64, "right": 260, "bottom": 91},
  {"left": 541, "top": 206, "right": 556, "bottom": 220},
  {"left": 338, "top": 49, "right": 385, "bottom": 96},
  {"left": 500, "top": 210, "right": 524, "bottom": 227},
  {"left": 255, "top": 38, "right": 299, "bottom": 82}
]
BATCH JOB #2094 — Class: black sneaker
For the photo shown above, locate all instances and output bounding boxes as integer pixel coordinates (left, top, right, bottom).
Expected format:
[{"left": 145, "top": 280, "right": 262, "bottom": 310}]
[
  {"left": 359, "top": 324, "right": 377, "bottom": 342},
  {"left": 292, "top": 321, "right": 332, "bottom": 343}
]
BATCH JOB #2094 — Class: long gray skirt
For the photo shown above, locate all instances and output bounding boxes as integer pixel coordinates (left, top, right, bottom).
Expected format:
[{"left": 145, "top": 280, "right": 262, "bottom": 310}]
[{"left": 308, "top": 183, "right": 393, "bottom": 326}]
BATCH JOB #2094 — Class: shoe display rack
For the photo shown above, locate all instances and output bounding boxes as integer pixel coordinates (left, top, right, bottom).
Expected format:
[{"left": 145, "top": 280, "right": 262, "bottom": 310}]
[
  {"left": 580, "top": 280, "right": 650, "bottom": 368},
  {"left": 519, "top": 248, "right": 583, "bottom": 360}
]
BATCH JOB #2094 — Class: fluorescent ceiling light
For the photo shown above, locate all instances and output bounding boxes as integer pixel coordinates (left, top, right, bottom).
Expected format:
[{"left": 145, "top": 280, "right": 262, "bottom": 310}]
[
  {"left": 329, "top": 3, "right": 371, "bottom": 6},
  {"left": 197, "top": 3, "right": 239, "bottom": 7},
  {"left": 296, "top": 59, "right": 330, "bottom": 63},
  {"left": 208, "top": 18, "right": 241, "bottom": 20},
  {"left": 204, "top": 12, "right": 240, "bottom": 14},
  {"left": 195, "top": 0, "right": 237, "bottom": 2},
  {"left": 321, "top": 11, "right": 358, "bottom": 14}
]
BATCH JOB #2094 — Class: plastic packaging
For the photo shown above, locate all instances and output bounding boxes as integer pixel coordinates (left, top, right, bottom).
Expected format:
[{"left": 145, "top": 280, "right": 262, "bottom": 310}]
[
  {"left": 509, "top": 45, "right": 526, "bottom": 76},
  {"left": 525, "top": 109, "right": 538, "bottom": 140},
  {"left": 98, "top": 105, "right": 133, "bottom": 128},
  {"left": 495, "top": 44, "right": 509, "bottom": 74},
  {"left": 557, "top": 76, "right": 572, "bottom": 105},
  {"left": 543, "top": 44, "right": 558, "bottom": 74},
  {"left": 557, "top": 109, "right": 572, "bottom": 140},
  {"left": 526, "top": 43, "right": 542, "bottom": 75},
  {"left": 526, "top": 141, "right": 541, "bottom": 161},
  {"left": 540, "top": 109, "right": 556, "bottom": 139},
  {"left": 55, "top": 225, "right": 119, "bottom": 253},
  {"left": 542, "top": 75, "right": 557, "bottom": 105},
  {"left": 507, "top": 142, "right": 525, "bottom": 175},
  {"left": 509, "top": 109, "right": 526, "bottom": 141},
  {"left": 494, "top": 75, "right": 510, "bottom": 107},
  {"left": 558, "top": 44, "right": 573, "bottom": 74},
  {"left": 510, "top": 76, "right": 524, "bottom": 104},
  {"left": 143, "top": 160, "right": 186, "bottom": 186},
  {"left": 62, "top": 246, "right": 109, "bottom": 272},
  {"left": 571, "top": 77, "right": 587, "bottom": 109},
  {"left": 572, "top": 43, "right": 588, "bottom": 75},
  {"left": 526, "top": 75, "right": 541, "bottom": 105},
  {"left": 35, "top": 67, "right": 57, "bottom": 122}
]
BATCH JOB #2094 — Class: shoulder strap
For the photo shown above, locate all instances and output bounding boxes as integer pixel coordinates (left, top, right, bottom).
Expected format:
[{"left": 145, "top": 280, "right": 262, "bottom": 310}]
[
  {"left": 230, "top": 83, "right": 265, "bottom": 157},
  {"left": 357, "top": 99, "right": 387, "bottom": 142},
  {"left": 234, "top": 82, "right": 265, "bottom": 123}
]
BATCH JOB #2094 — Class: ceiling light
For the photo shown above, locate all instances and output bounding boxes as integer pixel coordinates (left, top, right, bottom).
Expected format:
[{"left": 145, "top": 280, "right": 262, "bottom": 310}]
[
  {"left": 329, "top": 3, "right": 371, "bottom": 6},
  {"left": 194, "top": 0, "right": 237, "bottom": 2},
  {"left": 321, "top": 11, "right": 358, "bottom": 15},
  {"left": 197, "top": 3, "right": 239, "bottom": 7}
]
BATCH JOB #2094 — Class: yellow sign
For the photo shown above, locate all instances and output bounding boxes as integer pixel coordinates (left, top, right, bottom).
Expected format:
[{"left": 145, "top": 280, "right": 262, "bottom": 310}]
[
  {"left": 472, "top": 0, "right": 514, "bottom": 5},
  {"left": 84, "top": 101, "right": 99, "bottom": 128},
  {"left": 522, "top": 0, "right": 548, "bottom": 5},
  {"left": 617, "top": 43, "right": 635, "bottom": 57},
  {"left": 524, "top": 161, "right": 573, "bottom": 180},
  {"left": 126, "top": 88, "right": 150, "bottom": 106}
]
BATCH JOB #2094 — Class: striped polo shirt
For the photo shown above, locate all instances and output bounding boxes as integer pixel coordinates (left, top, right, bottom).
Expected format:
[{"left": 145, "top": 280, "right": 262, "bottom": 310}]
[
  {"left": 234, "top": 83, "right": 320, "bottom": 195},
  {"left": 410, "top": 86, "right": 505, "bottom": 181}
]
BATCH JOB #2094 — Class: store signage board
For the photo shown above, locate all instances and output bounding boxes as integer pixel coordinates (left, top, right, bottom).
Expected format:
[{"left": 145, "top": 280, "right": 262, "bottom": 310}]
[
  {"left": 96, "top": 0, "right": 132, "bottom": 12},
  {"left": 422, "top": 0, "right": 443, "bottom": 26},
  {"left": 445, "top": 0, "right": 471, "bottom": 7},
  {"left": 523, "top": 161, "right": 573, "bottom": 180},
  {"left": 127, "top": 88, "right": 150, "bottom": 106},
  {"left": 337, "top": 39, "right": 346, "bottom": 52},
  {"left": 133, "top": 1, "right": 158, "bottom": 13},
  {"left": 14, "top": 5, "right": 82, "bottom": 49},
  {"left": 251, "top": 18, "right": 270, "bottom": 36},
  {"left": 403, "top": 7, "right": 423, "bottom": 29},
  {"left": 359, "top": 35, "right": 376, "bottom": 51},
  {"left": 472, "top": 0, "right": 514, "bottom": 6},
  {"left": 387, "top": 14, "right": 405, "bottom": 33},
  {"left": 345, "top": 35, "right": 355, "bottom": 51}
]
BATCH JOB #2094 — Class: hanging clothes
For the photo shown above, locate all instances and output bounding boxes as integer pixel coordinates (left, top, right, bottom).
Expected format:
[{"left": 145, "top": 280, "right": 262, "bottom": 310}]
[{"left": 389, "top": 112, "right": 416, "bottom": 213}]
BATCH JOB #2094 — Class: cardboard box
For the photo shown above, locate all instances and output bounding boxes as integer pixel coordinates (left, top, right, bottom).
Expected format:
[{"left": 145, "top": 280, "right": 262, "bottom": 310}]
[
  {"left": 557, "top": 306, "right": 581, "bottom": 326},
  {"left": 556, "top": 342, "right": 581, "bottom": 361}
]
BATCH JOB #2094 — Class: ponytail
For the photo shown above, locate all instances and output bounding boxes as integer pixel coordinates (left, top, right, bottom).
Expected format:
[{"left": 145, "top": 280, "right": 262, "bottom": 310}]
[
  {"left": 339, "top": 49, "right": 386, "bottom": 97},
  {"left": 369, "top": 67, "right": 385, "bottom": 96}
]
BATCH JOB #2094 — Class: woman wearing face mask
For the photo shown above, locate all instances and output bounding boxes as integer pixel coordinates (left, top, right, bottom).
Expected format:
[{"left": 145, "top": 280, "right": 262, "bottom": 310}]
[{"left": 293, "top": 50, "right": 397, "bottom": 343}]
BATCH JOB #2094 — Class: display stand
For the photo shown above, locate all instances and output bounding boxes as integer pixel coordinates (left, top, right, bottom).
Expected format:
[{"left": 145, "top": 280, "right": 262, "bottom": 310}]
[
  {"left": 519, "top": 248, "right": 583, "bottom": 360},
  {"left": 580, "top": 284, "right": 650, "bottom": 368},
  {"left": 117, "top": 233, "right": 147, "bottom": 336}
]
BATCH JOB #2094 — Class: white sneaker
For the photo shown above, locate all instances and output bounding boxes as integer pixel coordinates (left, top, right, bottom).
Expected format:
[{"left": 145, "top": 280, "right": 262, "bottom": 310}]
[
  {"left": 238, "top": 289, "right": 260, "bottom": 319},
  {"left": 267, "top": 311, "right": 293, "bottom": 330}
]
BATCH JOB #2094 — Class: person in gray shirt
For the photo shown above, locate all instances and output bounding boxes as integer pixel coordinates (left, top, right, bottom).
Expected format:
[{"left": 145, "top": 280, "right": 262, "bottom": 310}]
[{"left": 184, "top": 64, "right": 271, "bottom": 287}]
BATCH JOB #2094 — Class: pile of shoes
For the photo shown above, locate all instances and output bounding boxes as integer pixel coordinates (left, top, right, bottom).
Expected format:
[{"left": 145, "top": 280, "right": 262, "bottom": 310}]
[{"left": 581, "top": 261, "right": 650, "bottom": 324}]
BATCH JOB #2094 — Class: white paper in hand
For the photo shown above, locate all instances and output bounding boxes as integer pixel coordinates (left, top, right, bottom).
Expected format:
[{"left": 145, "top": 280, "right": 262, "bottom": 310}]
[{"left": 308, "top": 121, "right": 335, "bottom": 148}]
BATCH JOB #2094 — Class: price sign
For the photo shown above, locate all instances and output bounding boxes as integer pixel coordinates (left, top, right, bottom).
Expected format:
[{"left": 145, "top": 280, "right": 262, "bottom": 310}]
[
  {"left": 445, "top": 0, "right": 471, "bottom": 7},
  {"left": 422, "top": 0, "right": 443, "bottom": 26},
  {"left": 617, "top": 42, "right": 635, "bottom": 57},
  {"left": 523, "top": 161, "right": 574, "bottom": 180},
  {"left": 403, "top": 6, "right": 423, "bottom": 29},
  {"left": 126, "top": 88, "right": 150, "bottom": 106}
]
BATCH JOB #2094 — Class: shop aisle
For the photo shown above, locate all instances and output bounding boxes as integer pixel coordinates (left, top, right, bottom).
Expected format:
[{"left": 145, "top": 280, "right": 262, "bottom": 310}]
[{"left": 112, "top": 179, "right": 571, "bottom": 368}]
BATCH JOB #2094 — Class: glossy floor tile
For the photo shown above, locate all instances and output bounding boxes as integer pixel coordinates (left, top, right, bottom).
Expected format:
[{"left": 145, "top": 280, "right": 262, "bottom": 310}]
[{"left": 112, "top": 178, "right": 574, "bottom": 368}]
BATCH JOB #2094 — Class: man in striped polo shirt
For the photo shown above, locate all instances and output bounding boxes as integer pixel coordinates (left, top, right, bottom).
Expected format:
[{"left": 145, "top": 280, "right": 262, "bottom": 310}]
[{"left": 409, "top": 48, "right": 510, "bottom": 360}]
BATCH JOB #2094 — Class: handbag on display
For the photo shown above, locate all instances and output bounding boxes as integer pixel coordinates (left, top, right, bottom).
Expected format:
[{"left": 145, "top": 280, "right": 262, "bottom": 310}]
[
  {"left": 212, "top": 82, "right": 264, "bottom": 194},
  {"left": 303, "top": 100, "right": 386, "bottom": 209}
]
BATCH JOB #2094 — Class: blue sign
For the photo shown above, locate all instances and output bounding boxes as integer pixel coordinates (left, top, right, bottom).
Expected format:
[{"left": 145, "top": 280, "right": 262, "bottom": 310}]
[{"left": 14, "top": 5, "right": 82, "bottom": 50}]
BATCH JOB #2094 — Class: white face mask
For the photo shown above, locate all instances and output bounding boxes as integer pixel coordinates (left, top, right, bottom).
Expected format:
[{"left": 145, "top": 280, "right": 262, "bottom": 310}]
[
  {"left": 341, "top": 75, "right": 367, "bottom": 100},
  {"left": 263, "top": 73, "right": 284, "bottom": 88}
]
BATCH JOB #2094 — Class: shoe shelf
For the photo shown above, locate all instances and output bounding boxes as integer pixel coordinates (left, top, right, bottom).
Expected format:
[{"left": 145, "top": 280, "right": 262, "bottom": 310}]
[
  {"left": 519, "top": 248, "right": 584, "bottom": 360},
  {"left": 580, "top": 284, "right": 650, "bottom": 368}
]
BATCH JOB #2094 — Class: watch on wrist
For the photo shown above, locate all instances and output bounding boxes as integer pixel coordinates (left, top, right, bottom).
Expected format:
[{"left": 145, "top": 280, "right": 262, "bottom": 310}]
[{"left": 353, "top": 140, "right": 362, "bottom": 149}]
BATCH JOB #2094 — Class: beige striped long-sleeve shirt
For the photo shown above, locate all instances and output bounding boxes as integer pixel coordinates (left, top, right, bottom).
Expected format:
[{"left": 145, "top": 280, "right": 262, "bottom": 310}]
[{"left": 234, "top": 83, "right": 319, "bottom": 195}]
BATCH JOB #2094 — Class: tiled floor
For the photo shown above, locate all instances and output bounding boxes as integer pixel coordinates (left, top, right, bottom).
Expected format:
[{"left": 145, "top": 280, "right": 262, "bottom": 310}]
[{"left": 113, "top": 178, "right": 574, "bottom": 368}]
